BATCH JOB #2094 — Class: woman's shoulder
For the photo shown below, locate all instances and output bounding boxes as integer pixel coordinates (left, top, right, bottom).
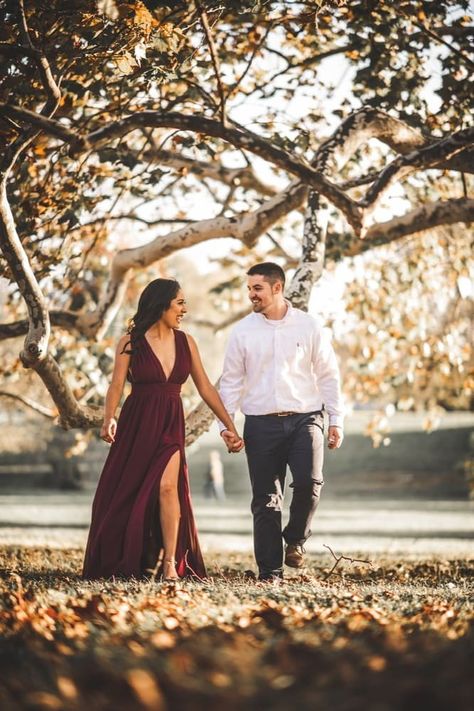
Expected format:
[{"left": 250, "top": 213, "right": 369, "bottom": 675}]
[
  {"left": 178, "top": 329, "right": 195, "bottom": 344},
  {"left": 178, "top": 329, "right": 198, "bottom": 354},
  {"left": 116, "top": 333, "right": 134, "bottom": 355}
]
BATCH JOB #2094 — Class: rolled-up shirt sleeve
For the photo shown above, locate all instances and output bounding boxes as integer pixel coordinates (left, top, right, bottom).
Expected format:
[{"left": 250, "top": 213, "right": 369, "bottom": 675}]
[
  {"left": 217, "top": 328, "right": 246, "bottom": 432},
  {"left": 312, "top": 323, "right": 344, "bottom": 428}
]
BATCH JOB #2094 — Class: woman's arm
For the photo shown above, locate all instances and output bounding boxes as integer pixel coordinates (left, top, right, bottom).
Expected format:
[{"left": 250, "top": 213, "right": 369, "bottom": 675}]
[
  {"left": 186, "top": 333, "right": 243, "bottom": 447},
  {"left": 101, "top": 335, "right": 131, "bottom": 443}
]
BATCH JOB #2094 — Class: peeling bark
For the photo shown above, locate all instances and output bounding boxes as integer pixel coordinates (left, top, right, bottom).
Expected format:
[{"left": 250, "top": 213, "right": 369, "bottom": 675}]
[
  {"left": 0, "top": 181, "right": 51, "bottom": 366},
  {"left": 35, "top": 354, "right": 102, "bottom": 429},
  {"left": 287, "top": 192, "right": 328, "bottom": 310}
]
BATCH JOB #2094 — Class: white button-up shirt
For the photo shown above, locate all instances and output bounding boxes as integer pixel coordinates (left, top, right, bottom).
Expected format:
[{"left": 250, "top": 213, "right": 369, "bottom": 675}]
[{"left": 219, "top": 301, "right": 344, "bottom": 429}]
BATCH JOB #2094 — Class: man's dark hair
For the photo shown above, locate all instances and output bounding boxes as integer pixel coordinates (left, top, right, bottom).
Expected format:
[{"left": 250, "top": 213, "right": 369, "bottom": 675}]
[{"left": 247, "top": 262, "right": 285, "bottom": 286}]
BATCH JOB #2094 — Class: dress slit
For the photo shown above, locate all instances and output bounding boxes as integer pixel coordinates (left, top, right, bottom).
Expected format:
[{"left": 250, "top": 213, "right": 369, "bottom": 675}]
[{"left": 141, "top": 444, "right": 181, "bottom": 575}]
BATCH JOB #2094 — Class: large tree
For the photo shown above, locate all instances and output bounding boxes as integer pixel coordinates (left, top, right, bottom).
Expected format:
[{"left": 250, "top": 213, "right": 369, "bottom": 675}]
[{"left": 0, "top": 0, "right": 473, "bottom": 443}]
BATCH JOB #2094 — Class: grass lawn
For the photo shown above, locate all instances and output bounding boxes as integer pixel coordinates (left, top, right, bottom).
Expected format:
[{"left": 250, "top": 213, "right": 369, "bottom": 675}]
[{"left": 0, "top": 547, "right": 472, "bottom": 710}]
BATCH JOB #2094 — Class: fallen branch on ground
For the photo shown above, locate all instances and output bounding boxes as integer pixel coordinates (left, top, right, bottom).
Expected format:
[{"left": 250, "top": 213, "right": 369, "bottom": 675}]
[{"left": 323, "top": 544, "right": 373, "bottom": 580}]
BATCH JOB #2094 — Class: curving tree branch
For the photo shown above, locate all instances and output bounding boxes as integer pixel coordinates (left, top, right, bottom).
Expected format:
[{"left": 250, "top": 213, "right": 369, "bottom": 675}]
[
  {"left": 139, "top": 147, "right": 278, "bottom": 196},
  {"left": 359, "top": 126, "right": 474, "bottom": 234},
  {"left": 76, "top": 179, "right": 308, "bottom": 339},
  {"left": 1, "top": 68, "right": 473, "bottom": 431},
  {"left": 10, "top": 198, "right": 464, "bottom": 351},
  {"left": 0, "top": 311, "right": 80, "bottom": 341},
  {"left": 325, "top": 198, "right": 474, "bottom": 260},
  {"left": 0, "top": 390, "right": 57, "bottom": 418},
  {"left": 185, "top": 386, "right": 220, "bottom": 447},
  {"left": 0, "top": 103, "right": 361, "bottom": 230},
  {"left": 2, "top": 106, "right": 472, "bottom": 351},
  {"left": 351, "top": 198, "right": 474, "bottom": 254},
  {"left": 34, "top": 354, "right": 102, "bottom": 429}
]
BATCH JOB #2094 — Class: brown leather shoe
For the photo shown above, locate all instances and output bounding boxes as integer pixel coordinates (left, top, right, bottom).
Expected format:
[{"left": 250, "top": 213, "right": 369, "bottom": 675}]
[{"left": 284, "top": 544, "right": 306, "bottom": 568}]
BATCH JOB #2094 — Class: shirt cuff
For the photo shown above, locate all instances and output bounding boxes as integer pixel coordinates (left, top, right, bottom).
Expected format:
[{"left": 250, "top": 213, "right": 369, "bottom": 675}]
[
  {"left": 328, "top": 415, "right": 344, "bottom": 428},
  {"left": 217, "top": 418, "right": 233, "bottom": 434}
]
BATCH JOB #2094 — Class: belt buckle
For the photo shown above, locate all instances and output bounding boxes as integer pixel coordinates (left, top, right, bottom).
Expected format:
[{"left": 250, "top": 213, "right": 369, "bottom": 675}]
[{"left": 277, "top": 411, "right": 292, "bottom": 417}]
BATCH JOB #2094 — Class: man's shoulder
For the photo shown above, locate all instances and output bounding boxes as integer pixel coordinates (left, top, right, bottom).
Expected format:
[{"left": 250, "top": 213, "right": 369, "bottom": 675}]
[
  {"left": 290, "top": 307, "right": 324, "bottom": 330},
  {"left": 231, "top": 312, "right": 259, "bottom": 334}
]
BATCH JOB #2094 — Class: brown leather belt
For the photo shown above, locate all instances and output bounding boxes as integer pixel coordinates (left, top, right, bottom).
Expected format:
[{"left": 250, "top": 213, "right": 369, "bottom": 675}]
[{"left": 268, "top": 411, "right": 297, "bottom": 417}]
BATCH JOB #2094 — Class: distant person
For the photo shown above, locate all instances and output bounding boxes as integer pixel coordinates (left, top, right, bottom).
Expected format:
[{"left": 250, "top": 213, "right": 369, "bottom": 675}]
[
  {"left": 83, "top": 278, "right": 242, "bottom": 581},
  {"left": 203, "top": 449, "right": 226, "bottom": 501},
  {"left": 218, "top": 262, "right": 344, "bottom": 582}
]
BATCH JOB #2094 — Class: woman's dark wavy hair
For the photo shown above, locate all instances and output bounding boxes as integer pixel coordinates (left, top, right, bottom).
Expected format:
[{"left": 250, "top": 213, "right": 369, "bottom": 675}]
[{"left": 122, "top": 278, "right": 180, "bottom": 353}]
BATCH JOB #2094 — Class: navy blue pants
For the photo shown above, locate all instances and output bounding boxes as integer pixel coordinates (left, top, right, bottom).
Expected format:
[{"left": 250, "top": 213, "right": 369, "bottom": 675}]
[{"left": 243, "top": 411, "right": 325, "bottom": 579}]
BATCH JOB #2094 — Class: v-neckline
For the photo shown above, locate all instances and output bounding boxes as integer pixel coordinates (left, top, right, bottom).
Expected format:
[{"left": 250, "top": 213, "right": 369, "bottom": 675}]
[{"left": 144, "top": 329, "right": 177, "bottom": 382}]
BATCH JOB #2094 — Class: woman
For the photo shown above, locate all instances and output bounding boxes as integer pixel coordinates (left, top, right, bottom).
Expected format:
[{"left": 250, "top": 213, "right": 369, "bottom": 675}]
[{"left": 82, "top": 278, "right": 242, "bottom": 581}]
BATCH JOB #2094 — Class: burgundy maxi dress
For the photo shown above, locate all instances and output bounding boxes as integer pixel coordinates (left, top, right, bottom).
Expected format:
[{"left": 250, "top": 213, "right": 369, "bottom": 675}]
[{"left": 83, "top": 329, "right": 206, "bottom": 579}]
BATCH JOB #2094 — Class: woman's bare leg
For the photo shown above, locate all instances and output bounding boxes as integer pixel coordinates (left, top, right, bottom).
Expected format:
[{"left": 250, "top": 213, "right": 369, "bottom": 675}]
[{"left": 159, "top": 450, "right": 181, "bottom": 579}]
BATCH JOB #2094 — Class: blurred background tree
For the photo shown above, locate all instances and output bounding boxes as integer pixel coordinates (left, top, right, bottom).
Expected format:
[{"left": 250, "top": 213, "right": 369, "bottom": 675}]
[{"left": 0, "top": 0, "right": 472, "bottom": 443}]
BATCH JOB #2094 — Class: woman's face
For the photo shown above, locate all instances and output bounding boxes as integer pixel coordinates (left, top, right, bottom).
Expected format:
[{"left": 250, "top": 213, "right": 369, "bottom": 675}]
[{"left": 161, "top": 289, "right": 187, "bottom": 329}]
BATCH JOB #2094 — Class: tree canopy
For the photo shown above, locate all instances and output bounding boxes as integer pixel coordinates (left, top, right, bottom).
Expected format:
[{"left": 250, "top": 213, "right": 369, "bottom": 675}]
[{"left": 0, "top": 0, "right": 472, "bottom": 442}]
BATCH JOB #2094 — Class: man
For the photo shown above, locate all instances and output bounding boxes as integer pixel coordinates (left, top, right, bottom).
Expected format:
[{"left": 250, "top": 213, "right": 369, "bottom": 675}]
[{"left": 219, "top": 262, "right": 344, "bottom": 582}]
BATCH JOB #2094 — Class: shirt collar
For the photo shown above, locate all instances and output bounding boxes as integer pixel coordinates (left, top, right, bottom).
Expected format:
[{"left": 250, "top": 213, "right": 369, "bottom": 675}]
[{"left": 255, "top": 298, "right": 293, "bottom": 325}]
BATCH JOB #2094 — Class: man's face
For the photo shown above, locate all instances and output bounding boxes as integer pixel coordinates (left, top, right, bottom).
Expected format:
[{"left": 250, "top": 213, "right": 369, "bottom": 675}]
[{"left": 247, "top": 274, "right": 280, "bottom": 313}]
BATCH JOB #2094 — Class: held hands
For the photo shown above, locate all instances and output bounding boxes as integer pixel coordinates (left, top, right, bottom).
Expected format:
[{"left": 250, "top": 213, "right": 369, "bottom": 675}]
[
  {"left": 220, "top": 429, "right": 244, "bottom": 453},
  {"left": 100, "top": 418, "right": 117, "bottom": 444},
  {"left": 328, "top": 425, "right": 343, "bottom": 450}
]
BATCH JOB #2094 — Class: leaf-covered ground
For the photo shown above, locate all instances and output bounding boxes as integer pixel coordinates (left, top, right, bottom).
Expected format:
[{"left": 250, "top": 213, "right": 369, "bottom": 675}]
[{"left": 0, "top": 547, "right": 472, "bottom": 711}]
